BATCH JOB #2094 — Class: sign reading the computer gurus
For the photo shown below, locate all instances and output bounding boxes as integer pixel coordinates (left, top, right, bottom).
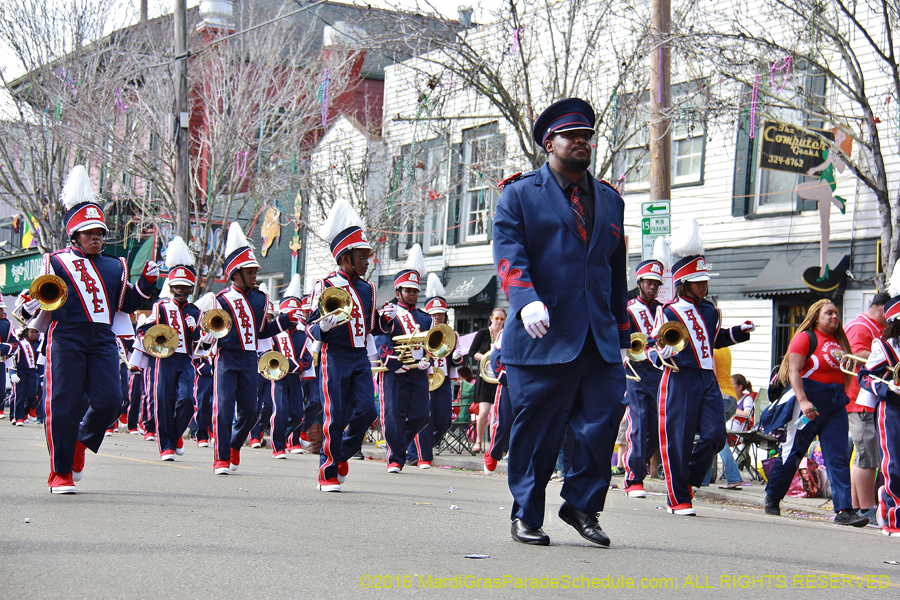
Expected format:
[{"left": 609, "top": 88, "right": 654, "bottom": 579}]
[{"left": 760, "top": 122, "right": 833, "bottom": 174}]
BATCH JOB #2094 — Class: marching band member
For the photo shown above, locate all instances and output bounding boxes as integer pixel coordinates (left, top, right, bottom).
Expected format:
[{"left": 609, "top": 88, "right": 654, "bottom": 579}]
[
  {"left": 249, "top": 292, "right": 276, "bottom": 449},
  {"left": 10, "top": 325, "right": 40, "bottom": 426},
  {"left": 111, "top": 329, "right": 135, "bottom": 433},
  {"left": 125, "top": 316, "right": 145, "bottom": 434},
  {"left": 306, "top": 199, "right": 394, "bottom": 492},
  {"left": 0, "top": 295, "right": 16, "bottom": 421},
  {"left": 295, "top": 291, "right": 323, "bottom": 454},
  {"left": 191, "top": 293, "right": 217, "bottom": 447},
  {"left": 621, "top": 238, "right": 669, "bottom": 498},
  {"left": 407, "top": 273, "right": 464, "bottom": 468},
  {"left": 209, "top": 223, "right": 298, "bottom": 475},
  {"left": 42, "top": 165, "right": 158, "bottom": 493},
  {"left": 493, "top": 98, "right": 630, "bottom": 547},
  {"left": 652, "top": 219, "right": 753, "bottom": 516},
  {"left": 375, "top": 244, "right": 432, "bottom": 473},
  {"left": 484, "top": 329, "right": 512, "bottom": 476},
  {"left": 138, "top": 236, "right": 200, "bottom": 461}
]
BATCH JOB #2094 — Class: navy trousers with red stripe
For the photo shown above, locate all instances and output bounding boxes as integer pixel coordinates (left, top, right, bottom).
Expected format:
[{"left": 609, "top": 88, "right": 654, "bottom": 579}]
[
  {"left": 271, "top": 373, "right": 304, "bottom": 453},
  {"left": 506, "top": 338, "right": 626, "bottom": 528},
  {"left": 408, "top": 378, "right": 453, "bottom": 464},
  {"left": 152, "top": 353, "right": 195, "bottom": 454},
  {"left": 126, "top": 370, "right": 142, "bottom": 430},
  {"left": 141, "top": 366, "right": 156, "bottom": 434},
  {"left": 318, "top": 346, "right": 377, "bottom": 482},
  {"left": 13, "top": 369, "right": 38, "bottom": 422},
  {"left": 193, "top": 373, "right": 213, "bottom": 443},
  {"left": 213, "top": 348, "right": 259, "bottom": 462},
  {"left": 486, "top": 384, "right": 513, "bottom": 462},
  {"left": 623, "top": 367, "right": 662, "bottom": 487},
  {"left": 658, "top": 367, "right": 725, "bottom": 508},
  {"left": 300, "top": 379, "right": 322, "bottom": 433},
  {"left": 877, "top": 400, "right": 900, "bottom": 533},
  {"left": 380, "top": 369, "right": 429, "bottom": 467},
  {"left": 45, "top": 322, "right": 121, "bottom": 474}
]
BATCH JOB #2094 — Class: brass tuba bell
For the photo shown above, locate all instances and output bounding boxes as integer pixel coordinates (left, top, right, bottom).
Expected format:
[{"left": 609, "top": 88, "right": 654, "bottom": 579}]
[
  {"left": 312, "top": 287, "right": 352, "bottom": 325},
  {"left": 29, "top": 274, "right": 68, "bottom": 312},
  {"left": 201, "top": 308, "right": 232, "bottom": 338},
  {"left": 479, "top": 348, "right": 500, "bottom": 384},
  {"left": 142, "top": 323, "right": 179, "bottom": 359},
  {"left": 392, "top": 324, "right": 458, "bottom": 364},
  {"left": 258, "top": 350, "right": 290, "bottom": 381},
  {"left": 428, "top": 369, "right": 445, "bottom": 391},
  {"left": 656, "top": 321, "right": 689, "bottom": 372}
]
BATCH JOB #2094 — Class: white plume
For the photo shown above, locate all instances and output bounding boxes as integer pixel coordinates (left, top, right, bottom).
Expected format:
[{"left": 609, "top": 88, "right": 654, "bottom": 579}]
[
  {"left": 284, "top": 273, "right": 302, "bottom": 299},
  {"left": 60, "top": 165, "right": 97, "bottom": 210},
  {"left": 403, "top": 243, "right": 426, "bottom": 276},
  {"left": 195, "top": 292, "right": 217, "bottom": 313},
  {"left": 668, "top": 219, "right": 705, "bottom": 257},
  {"left": 159, "top": 279, "right": 172, "bottom": 299},
  {"left": 165, "top": 236, "right": 195, "bottom": 268},
  {"left": 426, "top": 273, "right": 445, "bottom": 298},
  {"left": 888, "top": 260, "right": 900, "bottom": 297},
  {"left": 259, "top": 283, "right": 269, "bottom": 297},
  {"left": 224, "top": 222, "right": 251, "bottom": 256},
  {"left": 136, "top": 314, "right": 147, "bottom": 328},
  {"left": 303, "top": 276, "right": 315, "bottom": 297},
  {"left": 652, "top": 236, "right": 672, "bottom": 271},
  {"left": 322, "top": 198, "right": 364, "bottom": 242}
]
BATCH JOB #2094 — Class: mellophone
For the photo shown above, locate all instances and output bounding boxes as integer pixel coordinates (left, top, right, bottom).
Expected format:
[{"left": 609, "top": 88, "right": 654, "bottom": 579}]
[
  {"left": 623, "top": 321, "right": 690, "bottom": 382},
  {"left": 839, "top": 352, "right": 900, "bottom": 394}
]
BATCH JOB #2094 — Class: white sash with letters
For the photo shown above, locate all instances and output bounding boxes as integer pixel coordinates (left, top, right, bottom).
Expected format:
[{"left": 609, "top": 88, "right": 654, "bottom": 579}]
[
  {"left": 627, "top": 302, "right": 656, "bottom": 336},
  {"left": 395, "top": 305, "right": 424, "bottom": 360},
  {"left": 221, "top": 288, "right": 258, "bottom": 351},
  {"left": 161, "top": 299, "right": 188, "bottom": 354},
  {"left": 56, "top": 251, "right": 112, "bottom": 324},
  {"left": 20, "top": 340, "right": 36, "bottom": 369},
  {"left": 323, "top": 273, "right": 367, "bottom": 348},
  {"left": 666, "top": 299, "right": 715, "bottom": 370}
]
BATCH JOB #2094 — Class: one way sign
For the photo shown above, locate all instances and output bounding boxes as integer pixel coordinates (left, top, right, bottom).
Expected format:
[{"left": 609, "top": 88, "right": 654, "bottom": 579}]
[{"left": 641, "top": 200, "right": 670, "bottom": 217}]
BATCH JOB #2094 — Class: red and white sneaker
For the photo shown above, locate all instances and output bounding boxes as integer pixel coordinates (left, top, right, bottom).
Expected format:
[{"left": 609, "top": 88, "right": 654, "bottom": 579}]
[
  {"left": 160, "top": 449, "right": 176, "bottom": 461},
  {"left": 143, "top": 432, "right": 156, "bottom": 442},
  {"left": 624, "top": 483, "right": 647, "bottom": 498},
  {"left": 287, "top": 443, "right": 304, "bottom": 454},
  {"left": 317, "top": 478, "right": 341, "bottom": 492},
  {"left": 196, "top": 439, "right": 209, "bottom": 448},
  {"left": 175, "top": 437, "right": 185, "bottom": 456},
  {"left": 249, "top": 438, "right": 262, "bottom": 449},
  {"left": 337, "top": 461, "right": 349, "bottom": 484},
  {"left": 73, "top": 441, "right": 87, "bottom": 483},
  {"left": 128, "top": 428, "right": 138, "bottom": 434},
  {"left": 48, "top": 472, "right": 77, "bottom": 494},
  {"left": 104, "top": 429, "right": 113, "bottom": 437},
  {"left": 484, "top": 455, "right": 498, "bottom": 475},
  {"left": 15, "top": 420, "right": 25, "bottom": 426},
  {"left": 272, "top": 451, "right": 287, "bottom": 459},
  {"left": 213, "top": 460, "right": 230, "bottom": 475},
  {"left": 667, "top": 502, "right": 696, "bottom": 516},
  {"left": 229, "top": 448, "right": 240, "bottom": 472},
  {"left": 418, "top": 461, "right": 432, "bottom": 469},
  {"left": 387, "top": 462, "right": 403, "bottom": 473},
  {"left": 299, "top": 432, "right": 311, "bottom": 450}
]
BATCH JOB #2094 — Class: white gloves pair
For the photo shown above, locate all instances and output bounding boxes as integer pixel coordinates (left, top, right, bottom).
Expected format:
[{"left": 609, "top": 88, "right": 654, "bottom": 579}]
[
  {"left": 318, "top": 313, "right": 340, "bottom": 332},
  {"left": 382, "top": 303, "right": 397, "bottom": 320},
  {"left": 741, "top": 321, "right": 756, "bottom": 333},
  {"left": 521, "top": 301, "right": 550, "bottom": 339},
  {"left": 185, "top": 316, "right": 196, "bottom": 330}
]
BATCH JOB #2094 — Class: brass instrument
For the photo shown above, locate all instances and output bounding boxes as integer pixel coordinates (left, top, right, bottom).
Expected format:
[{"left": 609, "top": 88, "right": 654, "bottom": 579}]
[
  {"left": 142, "top": 323, "right": 179, "bottom": 359},
  {"left": 839, "top": 353, "right": 900, "bottom": 394},
  {"left": 624, "top": 333, "right": 648, "bottom": 381},
  {"left": 201, "top": 308, "right": 232, "bottom": 338},
  {"left": 656, "top": 321, "right": 689, "bottom": 373},
  {"left": 371, "top": 359, "right": 388, "bottom": 373},
  {"left": 392, "top": 323, "right": 457, "bottom": 364},
  {"left": 258, "top": 350, "right": 289, "bottom": 381},
  {"left": 29, "top": 274, "right": 68, "bottom": 311},
  {"left": 311, "top": 287, "right": 352, "bottom": 325},
  {"left": 428, "top": 369, "right": 445, "bottom": 391},
  {"left": 479, "top": 348, "right": 500, "bottom": 384}
]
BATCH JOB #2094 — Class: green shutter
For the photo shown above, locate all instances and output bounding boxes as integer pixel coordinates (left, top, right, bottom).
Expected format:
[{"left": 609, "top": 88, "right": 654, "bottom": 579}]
[
  {"left": 732, "top": 110, "right": 752, "bottom": 218},
  {"left": 447, "top": 142, "right": 462, "bottom": 246},
  {"left": 799, "top": 71, "right": 828, "bottom": 212}
]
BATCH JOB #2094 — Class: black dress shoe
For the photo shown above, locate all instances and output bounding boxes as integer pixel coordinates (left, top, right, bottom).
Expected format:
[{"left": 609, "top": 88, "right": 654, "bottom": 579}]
[
  {"left": 558, "top": 502, "right": 610, "bottom": 547},
  {"left": 511, "top": 519, "right": 550, "bottom": 546},
  {"left": 764, "top": 494, "right": 781, "bottom": 516}
]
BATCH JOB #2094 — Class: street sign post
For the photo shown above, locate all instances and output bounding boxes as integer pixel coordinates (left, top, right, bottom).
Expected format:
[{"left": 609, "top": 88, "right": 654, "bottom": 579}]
[{"left": 640, "top": 200, "right": 673, "bottom": 302}]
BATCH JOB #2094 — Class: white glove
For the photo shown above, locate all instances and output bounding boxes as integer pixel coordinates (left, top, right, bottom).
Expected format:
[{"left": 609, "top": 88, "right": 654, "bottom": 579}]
[
  {"left": 319, "top": 313, "right": 340, "bottom": 332},
  {"left": 452, "top": 348, "right": 462, "bottom": 361},
  {"left": 142, "top": 261, "right": 160, "bottom": 279},
  {"left": 394, "top": 364, "right": 409, "bottom": 374},
  {"left": 521, "top": 301, "right": 549, "bottom": 339},
  {"left": 200, "top": 332, "right": 216, "bottom": 345},
  {"left": 184, "top": 315, "right": 196, "bottom": 330},
  {"left": 417, "top": 357, "right": 430, "bottom": 370},
  {"left": 10, "top": 374, "right": 20, "bottom": 383},
  {"left": 741, "top": 321, "right": 756, "bottom": 333},
  {"left": 620, "top": 348, "right": 628, "bottom": 363},
  {"left": 656, "top": 344, "right": 674, "bottom": 360},
  {"left": 381, "top": 303, "right": 397, "bottom": 320},
  {"left": 24, "top": 299, "right": 41, "bottom": 313}
]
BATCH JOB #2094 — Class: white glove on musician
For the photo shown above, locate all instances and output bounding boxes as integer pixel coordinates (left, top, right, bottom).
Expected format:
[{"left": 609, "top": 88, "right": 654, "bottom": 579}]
[
  {"left": 319, "top": 313, "right": 340, "bottom": 332},
  {"left": 521, "top": 301, "right": 549, "bottom": 339},
  {"left": 741, "top": 321, "right": 756, "bottom": 333},
  {"left": 200, "top": 332, "right": 216, "bottom": 345},
  {"left": 142, "top": 261, "right": 160, "bottom": 280},
  {"left": 656, "top": 343, "right": 674, "bottom": 360},
  {"left": 24, "top": 298, "right": 41, "bottom": 313},
  {"left": 417, "top": 357, "right": 430, "bottom": 370},
  {"left": 394, "top": 364, "right": 410, "bottom": 374},
  {"left": 620, "top": 348, "right": 629, "bottom": 363},
  {"left": 452, "top": 348, "right": 462, "bottom": 361},
  {"left": 184, "top": 315, "right": 196, "bottom": 330},
  {"left": 381, "top": 302, "right": 397, "bottom": 320},
  {"left": 10, "top": 373, "right": 20, "bottom": 384}
]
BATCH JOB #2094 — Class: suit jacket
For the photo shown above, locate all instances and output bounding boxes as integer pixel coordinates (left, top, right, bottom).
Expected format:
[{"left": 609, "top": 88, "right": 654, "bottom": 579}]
[{"left": 492, "top": 163, "right": 629, "bottom": 366}]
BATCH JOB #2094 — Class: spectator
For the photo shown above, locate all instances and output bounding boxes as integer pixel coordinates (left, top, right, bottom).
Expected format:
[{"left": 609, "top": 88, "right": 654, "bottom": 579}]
[
  {"left": 707, "top": 348, "right": 744, "bottom": 490},
  {"left": 729, "top": 374, "right": 755, "bottom": 432},
  {"left": 467, "top": 307, "right": 506, "bottom": 453}
]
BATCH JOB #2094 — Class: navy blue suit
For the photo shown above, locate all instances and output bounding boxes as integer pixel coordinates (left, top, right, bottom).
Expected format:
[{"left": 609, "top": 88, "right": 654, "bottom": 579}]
[
  {"left": 43, "top": 247, "right": 155, "bottom": 475},
  {"left": 0, "top": 318, "right": 16, "bottom": 419},
  {"left": 493, "top": 163, "right": 629, "bottom": 528},
  {"left": 12, "top": 336, "right": 40, "bottom": 423}
]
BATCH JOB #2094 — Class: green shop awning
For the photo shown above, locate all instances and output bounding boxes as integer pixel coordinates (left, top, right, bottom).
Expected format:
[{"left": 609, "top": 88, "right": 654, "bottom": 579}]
[{"left": 0, "top": 251, "right": 42, "bottom": 295}]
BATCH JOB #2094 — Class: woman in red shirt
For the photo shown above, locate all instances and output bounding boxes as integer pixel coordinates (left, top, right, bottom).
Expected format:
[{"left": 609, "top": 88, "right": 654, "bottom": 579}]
[{"left": 764, "top": 299, "right": 869, "bottom": 526}]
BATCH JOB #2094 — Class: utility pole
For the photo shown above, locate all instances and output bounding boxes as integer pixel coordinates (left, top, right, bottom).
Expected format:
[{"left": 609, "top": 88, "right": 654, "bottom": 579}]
[
  {"left": 649, "top": 0, "right": 671, "bottom": 204},
  {"left": 174, "top": 0, "right": 190, "bottom": 241}
]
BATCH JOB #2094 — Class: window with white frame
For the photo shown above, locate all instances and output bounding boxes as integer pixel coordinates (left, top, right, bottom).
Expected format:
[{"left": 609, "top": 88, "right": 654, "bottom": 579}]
[
  {"left": 258, "top": 274, "right": 284, "bottom": 304},
  {"left": 460, "top": 123, "right": 503, "bottom": 244},
  {"left": 391, "top": 138, "right": 448, "bottom": 257}
]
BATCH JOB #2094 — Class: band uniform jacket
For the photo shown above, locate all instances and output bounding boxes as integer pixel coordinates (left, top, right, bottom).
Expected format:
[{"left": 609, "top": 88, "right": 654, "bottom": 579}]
[{"left": 306, "top": 270, "right": 392, "bottom": 349}]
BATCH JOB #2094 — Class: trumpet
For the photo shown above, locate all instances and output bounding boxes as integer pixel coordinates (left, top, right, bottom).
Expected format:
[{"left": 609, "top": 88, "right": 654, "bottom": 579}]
[
  {"left": 259, "top": 350, "right": 289, "bottom": 381},
  {"left": 392, "top": 323, "right": 456, "bottom": 364},
  {"left": 200, "top": 308, "right": 232, "bottom": 338},
  {"left": 371, "top": 359, "right": 388, "bottom": 373},
  {"left": 312, "top": 287, "right": 352, "bottom": 325},
  {"left": 142, "top": 323, "right": 179, "bottom": 359},
  {"left": 29, "top": 274, "right": 68, "bottom": 312},
  {"left": 624, "top": 333, "right": 648, "bottom": 382},
  {"left": 428, "top": 369, "right": 445, "bottom": 391},
  {"left": 479, "top": 348, "right": 500, "bottom": 384},
  {"left": 656, "top": 321, "right": 689, "bottom": 373},
  {"left": 839, "top": 353, "right": 900, "bottom": 393}
]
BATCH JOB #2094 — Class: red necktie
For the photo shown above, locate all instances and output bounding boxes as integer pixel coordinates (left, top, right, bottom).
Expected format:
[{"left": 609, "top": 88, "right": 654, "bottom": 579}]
[{"left": 569, "top": 185, "right": 587, "bottom": 243}]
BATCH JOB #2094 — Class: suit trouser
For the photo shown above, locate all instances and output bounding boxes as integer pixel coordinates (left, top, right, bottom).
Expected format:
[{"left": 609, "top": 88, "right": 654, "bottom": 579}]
[
  {"left": 623, "top": 368, "right": 662, "bottom": 486},
  {"left": 13, "top": 369, "right": 38, "bottom": 422},
  {"left": 300, "top": 379, "right": 322, "bottom": 432},
  {"left": 658, "top": 367, "right": 725, "bottom": 507},
  {"left": 409, "top": 379, "right": 453, "bottom": 463},
  {"left": 250, "top": 373, "right": 273, "bottom": 441},
  {"left": 152, "top": 353, "right": 196, "bottom": 454},
  {"left": 766, "top": 385, "right": 852, "bottom": 512},
  {"left": 115, "top": 363, "right": 128, "bottom": 424},
  {"left": 271, "top": 373, "right": 304, "bottom": 453},
  {"left": 44, "top": 322, "right": 121, "bottom": 474},
  {"left": 380, "top": 369, "right": 429, "bottom": 467},
  {"left": 141, "top": 367, "right": 156, "bottom": 434},
  {"left": 193, "top": 374, "right": 213, "bottom": 442},
  {"left": 318, "top": 345, "right": 377, "bottom": 481},
  {"left": 506, "top": 341, "right": 626, "bottom": 528},
  {"left": 213, "top": 349, "right": 259, "bottom": 462},
  {"left": 126, "top": 370, "right": 142, "bottom": 430},
  {"left": 877, "top": 401, "right": 900, "bottom": 533},
  {"left": 486, "top": 384, "right": 513, "bottom": 462}
]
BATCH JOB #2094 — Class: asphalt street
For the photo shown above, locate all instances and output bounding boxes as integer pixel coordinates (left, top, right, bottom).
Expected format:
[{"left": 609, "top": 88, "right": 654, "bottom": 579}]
[{"left": 2, "top": 421, "right": 899, "bottom": 599}]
